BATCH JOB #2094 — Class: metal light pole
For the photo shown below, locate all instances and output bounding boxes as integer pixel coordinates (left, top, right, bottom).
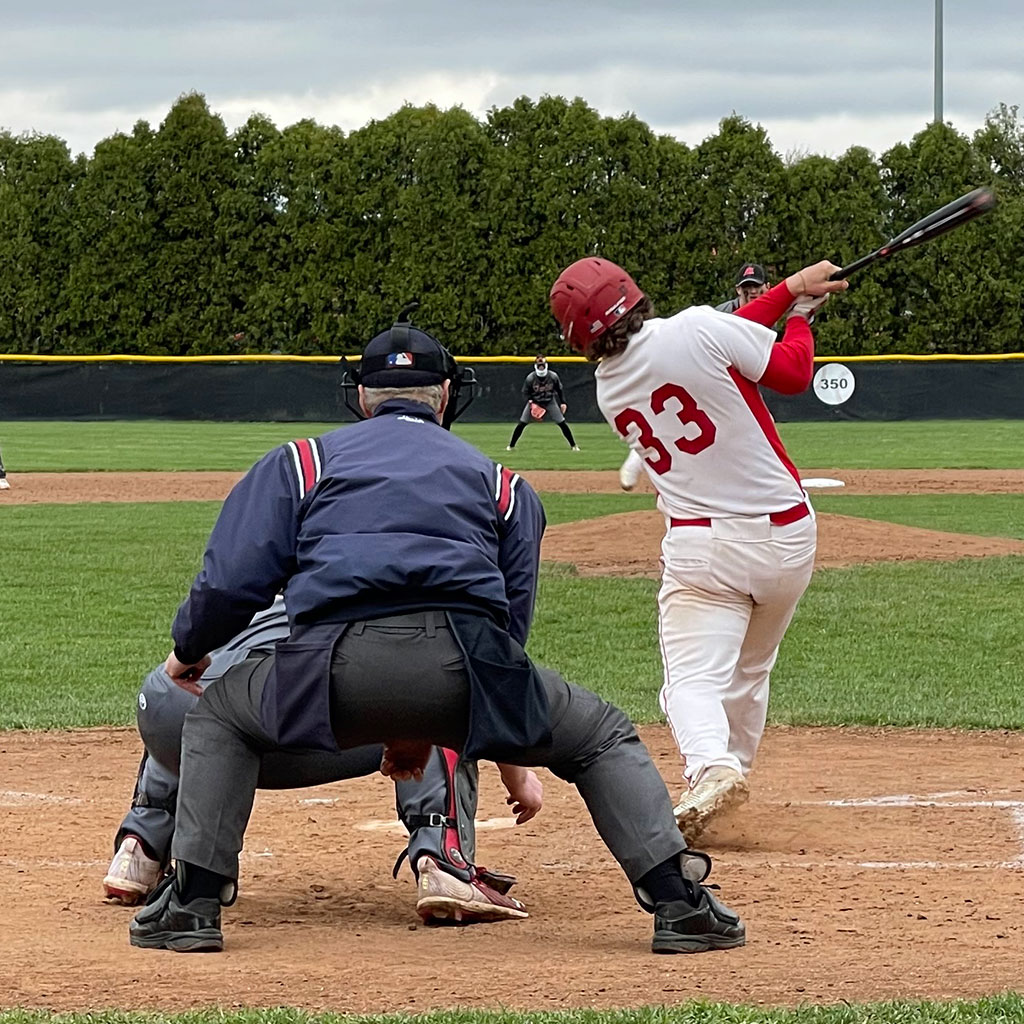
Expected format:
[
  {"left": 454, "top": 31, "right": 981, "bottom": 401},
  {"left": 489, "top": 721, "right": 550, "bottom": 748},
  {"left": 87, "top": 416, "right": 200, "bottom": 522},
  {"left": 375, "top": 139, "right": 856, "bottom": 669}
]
[{"left": 934, "top": 0, "right": 944, "bottom": 123}]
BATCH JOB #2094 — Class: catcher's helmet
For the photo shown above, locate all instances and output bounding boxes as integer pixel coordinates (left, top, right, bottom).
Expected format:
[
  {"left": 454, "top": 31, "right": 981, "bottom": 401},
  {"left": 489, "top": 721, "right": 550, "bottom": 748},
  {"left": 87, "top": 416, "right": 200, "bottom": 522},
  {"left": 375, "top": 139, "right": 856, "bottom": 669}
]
[
  {"left": 549, "top": 257, "right": 644, "bottom": 353},
  {"left": 339, "top": 302, "right": 476, "bottom": 429}
]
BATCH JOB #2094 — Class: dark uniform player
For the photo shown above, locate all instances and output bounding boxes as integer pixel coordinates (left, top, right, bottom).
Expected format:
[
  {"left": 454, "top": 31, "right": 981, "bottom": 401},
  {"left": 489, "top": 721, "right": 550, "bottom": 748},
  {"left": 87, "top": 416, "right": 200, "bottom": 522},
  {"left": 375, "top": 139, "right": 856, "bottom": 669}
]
[
  {"left": 714, "top": 262, "right": 770, "bottom": 313},
  {"left": 105, "top": 595, "right": 529, "bottom": 923},
  {"left": 129, "top": 320, "right": 744, "bottom": 955},
  {"left": 0, "top": 442, "right": 9, "bottom": 490},
  {"left": 506, "top": 354, "right": 580, "bottom": 451}
]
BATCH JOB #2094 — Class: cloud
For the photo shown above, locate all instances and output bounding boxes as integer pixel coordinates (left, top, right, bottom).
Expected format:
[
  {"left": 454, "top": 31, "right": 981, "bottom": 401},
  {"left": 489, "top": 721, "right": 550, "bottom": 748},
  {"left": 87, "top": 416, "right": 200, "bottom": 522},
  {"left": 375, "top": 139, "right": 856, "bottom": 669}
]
[{"left": 0, "top": 0, "right": 1020, "bottom": 159}]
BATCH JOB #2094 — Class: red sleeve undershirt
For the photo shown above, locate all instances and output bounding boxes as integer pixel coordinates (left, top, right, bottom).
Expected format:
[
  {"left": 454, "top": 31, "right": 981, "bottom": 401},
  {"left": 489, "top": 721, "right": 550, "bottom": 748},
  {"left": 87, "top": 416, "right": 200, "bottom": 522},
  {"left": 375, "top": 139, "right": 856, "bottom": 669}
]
[{"left": 729, "top": 279, "right": 815, "bottom": 395}]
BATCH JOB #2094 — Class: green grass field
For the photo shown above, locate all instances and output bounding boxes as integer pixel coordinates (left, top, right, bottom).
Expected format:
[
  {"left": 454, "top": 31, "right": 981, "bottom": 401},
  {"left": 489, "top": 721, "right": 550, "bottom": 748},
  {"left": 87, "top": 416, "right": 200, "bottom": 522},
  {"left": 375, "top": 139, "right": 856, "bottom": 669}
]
[
  {"left": 4, "top": 997, "right": 1024, "bottom": 1024},
  {"left": 2, "top": 419, "right": 1022, "bottom": 1024},
  {"left": 2, "top": 418, "right": 1024, "bottom": 471}
]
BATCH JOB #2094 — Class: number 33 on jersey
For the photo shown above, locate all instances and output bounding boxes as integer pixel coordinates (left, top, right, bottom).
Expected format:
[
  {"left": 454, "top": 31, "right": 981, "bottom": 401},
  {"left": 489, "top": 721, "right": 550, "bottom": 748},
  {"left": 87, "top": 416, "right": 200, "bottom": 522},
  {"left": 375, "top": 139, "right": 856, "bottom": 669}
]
[{"left": 595, "top": 306, "right": 808, "bottom": 521}]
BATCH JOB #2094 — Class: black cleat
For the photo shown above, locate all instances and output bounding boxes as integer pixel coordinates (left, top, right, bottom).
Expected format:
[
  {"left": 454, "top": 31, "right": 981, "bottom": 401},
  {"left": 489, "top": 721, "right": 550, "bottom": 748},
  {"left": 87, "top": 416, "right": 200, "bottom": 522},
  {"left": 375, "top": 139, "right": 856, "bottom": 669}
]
[
  {"left": 129, "top": 875, "right": 223, "bottom": 952},
  {"left": 651, "top": 887, "right": 746, "bottom": 954}
]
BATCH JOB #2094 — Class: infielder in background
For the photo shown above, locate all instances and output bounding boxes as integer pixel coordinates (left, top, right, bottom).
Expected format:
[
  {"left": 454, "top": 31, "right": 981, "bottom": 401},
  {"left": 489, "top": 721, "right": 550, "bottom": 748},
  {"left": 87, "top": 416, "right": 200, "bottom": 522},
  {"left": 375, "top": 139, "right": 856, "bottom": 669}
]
[
  {"left": 506, "top": 354, "right": 581, "bottom": 451},
  {"left": 106, "top": 594, "right": 532, "bottom": 924},
  {"left": 619, "top": 261, "right": 771, "bottom": 491},
  {"left": 129, "top": 322, "right": 741, "bottom": 956},
  {"left": 550, "top": 256, "right": 847, "bottom": 843}
]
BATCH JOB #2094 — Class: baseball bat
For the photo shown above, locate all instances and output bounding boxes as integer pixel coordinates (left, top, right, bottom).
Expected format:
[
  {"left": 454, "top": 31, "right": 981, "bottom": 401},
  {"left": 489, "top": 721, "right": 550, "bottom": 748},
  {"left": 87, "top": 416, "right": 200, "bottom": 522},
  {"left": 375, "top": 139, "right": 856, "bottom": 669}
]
[{"left": 829, "top": 186, "right": 996, "bottom": 280}]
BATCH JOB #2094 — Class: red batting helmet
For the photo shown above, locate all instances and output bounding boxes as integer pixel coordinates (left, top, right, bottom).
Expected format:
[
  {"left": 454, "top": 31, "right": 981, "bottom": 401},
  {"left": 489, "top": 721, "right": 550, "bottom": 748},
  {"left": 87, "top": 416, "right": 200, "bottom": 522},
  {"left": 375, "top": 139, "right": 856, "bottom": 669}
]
[{"left": 549, "top": 257, "right": 644, "bottom": 353}]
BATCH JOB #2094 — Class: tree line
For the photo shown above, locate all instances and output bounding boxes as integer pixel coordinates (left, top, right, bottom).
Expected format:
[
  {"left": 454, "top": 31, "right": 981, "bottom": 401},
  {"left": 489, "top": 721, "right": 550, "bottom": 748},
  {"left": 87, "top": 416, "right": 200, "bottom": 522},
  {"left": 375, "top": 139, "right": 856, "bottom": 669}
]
[{"left": 0, "top": 93, "right": 1021, "bottom": 358}]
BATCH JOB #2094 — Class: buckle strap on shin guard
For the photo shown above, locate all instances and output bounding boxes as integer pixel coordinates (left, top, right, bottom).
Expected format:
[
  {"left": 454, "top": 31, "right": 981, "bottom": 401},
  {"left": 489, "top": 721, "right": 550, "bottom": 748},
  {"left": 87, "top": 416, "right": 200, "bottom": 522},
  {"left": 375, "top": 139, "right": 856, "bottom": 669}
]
[
  {"left": 404, "top": 813, "right": 457, "bottom": 830},
  {"left": 132, "top": 791, "right": 178, "bottom": 814},
  {"left": 392, "top": 848, "right": 410, "bottom": 880},
  {"left": 392, "top": 813, "right": 461, "bottom": 879}
]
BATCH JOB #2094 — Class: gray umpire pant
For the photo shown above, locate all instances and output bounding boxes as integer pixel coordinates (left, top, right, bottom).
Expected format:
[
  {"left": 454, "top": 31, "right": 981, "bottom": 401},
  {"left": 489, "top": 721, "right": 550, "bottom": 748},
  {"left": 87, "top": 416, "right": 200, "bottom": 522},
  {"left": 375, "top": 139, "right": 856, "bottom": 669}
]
[
  {"left": 119, "top": 666, "right": 474, "bottom": 867},
  {"left": 172, "top": 612, "right": 685, "bottom": 885}
]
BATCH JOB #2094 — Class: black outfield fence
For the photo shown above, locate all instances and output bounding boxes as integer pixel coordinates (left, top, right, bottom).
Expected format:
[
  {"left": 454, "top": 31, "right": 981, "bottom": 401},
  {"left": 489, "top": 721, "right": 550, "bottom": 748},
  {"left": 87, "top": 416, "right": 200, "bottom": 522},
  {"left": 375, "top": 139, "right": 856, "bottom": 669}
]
[{"left": 1, "top": 356, "right": 1022, "bottom": 423}]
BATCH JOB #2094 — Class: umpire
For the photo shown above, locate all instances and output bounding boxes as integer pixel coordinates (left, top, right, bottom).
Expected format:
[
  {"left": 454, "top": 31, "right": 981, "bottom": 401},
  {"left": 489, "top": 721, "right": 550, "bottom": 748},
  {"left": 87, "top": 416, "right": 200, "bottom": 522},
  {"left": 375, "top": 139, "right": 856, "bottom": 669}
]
[{"left": 129, "top": 319, "right": 745, "bottom": 955}]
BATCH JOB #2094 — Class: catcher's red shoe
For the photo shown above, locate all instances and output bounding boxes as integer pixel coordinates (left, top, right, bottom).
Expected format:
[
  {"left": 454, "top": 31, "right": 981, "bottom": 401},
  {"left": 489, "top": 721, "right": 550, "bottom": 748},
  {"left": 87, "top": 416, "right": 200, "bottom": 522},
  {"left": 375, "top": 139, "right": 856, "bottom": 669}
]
[{"left": 415, "top": 855, "right": 528, "bottom": 924}]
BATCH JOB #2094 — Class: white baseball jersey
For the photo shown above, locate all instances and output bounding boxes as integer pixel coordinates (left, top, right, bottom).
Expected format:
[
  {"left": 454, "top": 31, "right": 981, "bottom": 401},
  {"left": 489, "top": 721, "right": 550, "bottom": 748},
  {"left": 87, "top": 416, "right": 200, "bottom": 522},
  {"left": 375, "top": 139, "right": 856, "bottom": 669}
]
[{"left": 595, "top": 306, "right": 807, "bottom": 520}]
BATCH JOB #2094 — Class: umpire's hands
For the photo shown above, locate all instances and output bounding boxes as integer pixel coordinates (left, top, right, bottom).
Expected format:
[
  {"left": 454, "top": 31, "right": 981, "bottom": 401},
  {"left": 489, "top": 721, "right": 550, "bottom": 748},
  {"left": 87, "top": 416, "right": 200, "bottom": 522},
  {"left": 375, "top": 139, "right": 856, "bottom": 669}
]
[
  {"left": 164, "top": 651, "right": 212, "bottom": 696},
  {"left": 498, "top": 764, "right": 544, "bottom": 824}
]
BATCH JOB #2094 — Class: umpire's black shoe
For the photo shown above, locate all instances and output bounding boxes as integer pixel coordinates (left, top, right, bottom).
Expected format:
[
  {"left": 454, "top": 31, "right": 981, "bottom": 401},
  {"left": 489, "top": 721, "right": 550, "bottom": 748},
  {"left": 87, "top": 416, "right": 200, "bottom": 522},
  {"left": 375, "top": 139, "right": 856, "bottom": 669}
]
[
  {"left": 651, "top": 887, "right": 746, "bottom": 954},
  {"left": 129, "top": 875, "right": 223, "bottom": 952}
]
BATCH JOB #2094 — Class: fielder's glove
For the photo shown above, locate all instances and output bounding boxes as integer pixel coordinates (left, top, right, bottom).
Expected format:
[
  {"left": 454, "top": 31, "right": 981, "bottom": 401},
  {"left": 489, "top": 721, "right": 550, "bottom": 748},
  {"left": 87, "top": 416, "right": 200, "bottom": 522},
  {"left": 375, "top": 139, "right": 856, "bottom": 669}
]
[{"left": 530, "top": 402, "right": 546, "bottom": 420}]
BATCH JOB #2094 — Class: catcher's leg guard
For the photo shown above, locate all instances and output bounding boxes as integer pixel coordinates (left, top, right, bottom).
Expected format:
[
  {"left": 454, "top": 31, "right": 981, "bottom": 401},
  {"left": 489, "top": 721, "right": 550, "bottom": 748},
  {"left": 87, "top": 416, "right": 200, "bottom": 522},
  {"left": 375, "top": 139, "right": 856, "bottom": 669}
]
[{"left": 394, "top": 748, "right": 474, "bottom": 881}]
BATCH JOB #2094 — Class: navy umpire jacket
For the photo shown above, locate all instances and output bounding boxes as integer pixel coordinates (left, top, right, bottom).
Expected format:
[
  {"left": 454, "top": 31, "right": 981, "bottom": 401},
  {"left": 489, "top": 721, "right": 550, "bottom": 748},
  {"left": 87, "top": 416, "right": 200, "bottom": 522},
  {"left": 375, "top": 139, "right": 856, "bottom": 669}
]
[{"left": 171, "top": 399, "right": 551, "bottom": 760}]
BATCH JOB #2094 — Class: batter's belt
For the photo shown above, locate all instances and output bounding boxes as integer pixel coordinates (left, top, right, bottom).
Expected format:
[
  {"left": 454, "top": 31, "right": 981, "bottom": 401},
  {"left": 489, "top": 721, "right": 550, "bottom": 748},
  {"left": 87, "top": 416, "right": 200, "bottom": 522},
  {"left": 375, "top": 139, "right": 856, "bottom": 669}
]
[{"left": 670, "top": 500, "right": 810, "bottom": 529}]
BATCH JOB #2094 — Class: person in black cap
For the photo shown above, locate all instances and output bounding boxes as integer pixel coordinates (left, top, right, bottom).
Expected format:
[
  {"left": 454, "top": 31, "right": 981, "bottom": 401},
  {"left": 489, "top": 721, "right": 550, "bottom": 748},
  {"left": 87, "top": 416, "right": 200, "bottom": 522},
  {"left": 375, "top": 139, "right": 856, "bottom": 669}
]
[
  {"left": 714, "top": 263, "right": 770, "bottom": 313},
  {"left": 129, "top": 313, "right": 745, "bottom": 956}
]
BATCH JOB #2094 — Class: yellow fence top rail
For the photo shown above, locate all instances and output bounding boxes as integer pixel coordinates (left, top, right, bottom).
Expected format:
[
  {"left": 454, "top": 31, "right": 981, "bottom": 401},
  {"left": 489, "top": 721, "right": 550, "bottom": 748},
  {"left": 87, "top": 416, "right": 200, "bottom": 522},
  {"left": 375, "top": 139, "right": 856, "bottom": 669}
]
[{"left": 0, "top": 353, "right": 1023, "bottom": 364}]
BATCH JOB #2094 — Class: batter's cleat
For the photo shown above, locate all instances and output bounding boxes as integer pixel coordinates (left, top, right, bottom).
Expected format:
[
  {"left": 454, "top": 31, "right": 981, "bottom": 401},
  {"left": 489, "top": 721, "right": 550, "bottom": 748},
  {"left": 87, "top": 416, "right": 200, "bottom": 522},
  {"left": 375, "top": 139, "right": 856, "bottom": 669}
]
[
  {"left": 129, "top": 875, "right": 223, "bottom": 952},
  {"left": 673, "top": 766, "right": 749, "bottom": 845},
  {"left": 103, "top": 836, "right": 164, "bottom": 905},
  {"left": 651, "top": 888, "right": 746, "bottom": 953},
  {"left": 415, "top": 855, "right": 528, "bottom": 925},
  {"left": 0, "top": 478, "right": 9, "bottom": 490}
]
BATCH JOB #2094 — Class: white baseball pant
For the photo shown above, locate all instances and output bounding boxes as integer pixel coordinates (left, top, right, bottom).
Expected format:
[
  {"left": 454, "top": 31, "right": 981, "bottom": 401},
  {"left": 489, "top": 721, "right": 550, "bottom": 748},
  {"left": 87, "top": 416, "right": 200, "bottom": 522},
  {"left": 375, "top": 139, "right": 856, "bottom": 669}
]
[{"left": 656, "top": 508, "right": 816, "bottom": 784}]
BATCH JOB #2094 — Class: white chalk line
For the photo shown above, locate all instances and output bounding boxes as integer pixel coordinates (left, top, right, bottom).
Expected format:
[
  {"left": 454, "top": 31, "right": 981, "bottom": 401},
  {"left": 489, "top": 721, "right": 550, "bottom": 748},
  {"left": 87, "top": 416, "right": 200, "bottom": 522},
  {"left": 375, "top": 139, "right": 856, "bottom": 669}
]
[
  {"left": 5, "top": 790, "right": 1023, "bottom": 873},
  {"left": 727, "top": 855, "right": 1024, "bottom": 871},
  {"left": 0, "top": 790, "right": 83, "bottom": 806},
  {"left": 790, "top": 790, "right": 1024, "bottom": 867},
  {"left": 2, "top": 858, "right": 106, "bottom": 869},
  {"left": 802, "top": 794, "right": 1024, "bottom": 809}
]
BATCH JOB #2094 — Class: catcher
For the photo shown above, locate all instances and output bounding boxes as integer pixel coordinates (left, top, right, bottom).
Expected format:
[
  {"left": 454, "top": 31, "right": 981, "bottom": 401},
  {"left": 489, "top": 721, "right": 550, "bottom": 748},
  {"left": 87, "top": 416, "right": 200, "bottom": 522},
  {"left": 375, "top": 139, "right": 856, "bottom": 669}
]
[
  {"left": 105, "top": 593, "right": 537, "bottom": 924},
  {"left": 505, "top": 354, "right": 580, "bottom": 451}
]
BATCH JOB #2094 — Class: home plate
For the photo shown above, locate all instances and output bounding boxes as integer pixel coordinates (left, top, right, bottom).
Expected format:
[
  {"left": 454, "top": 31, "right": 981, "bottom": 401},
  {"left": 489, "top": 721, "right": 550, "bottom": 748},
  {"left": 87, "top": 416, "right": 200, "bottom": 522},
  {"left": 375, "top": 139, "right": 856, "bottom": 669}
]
[{"left": 801, "top": 477, "right": 845, "bottom": 489}]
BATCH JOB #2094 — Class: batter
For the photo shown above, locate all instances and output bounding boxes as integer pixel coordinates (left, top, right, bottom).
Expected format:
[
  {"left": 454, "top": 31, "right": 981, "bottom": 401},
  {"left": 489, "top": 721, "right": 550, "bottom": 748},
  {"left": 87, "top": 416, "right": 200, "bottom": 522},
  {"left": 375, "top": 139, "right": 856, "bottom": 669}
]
[{"left": 550, "top": 256, "right": 847, "bottom": 841}]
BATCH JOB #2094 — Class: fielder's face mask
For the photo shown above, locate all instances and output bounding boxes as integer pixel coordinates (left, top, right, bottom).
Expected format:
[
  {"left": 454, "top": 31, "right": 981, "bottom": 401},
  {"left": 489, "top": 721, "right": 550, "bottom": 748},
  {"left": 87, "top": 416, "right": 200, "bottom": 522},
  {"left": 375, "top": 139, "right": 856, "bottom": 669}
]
[{"left": 339, "top": 304, "right": 476, "bottom": 429}]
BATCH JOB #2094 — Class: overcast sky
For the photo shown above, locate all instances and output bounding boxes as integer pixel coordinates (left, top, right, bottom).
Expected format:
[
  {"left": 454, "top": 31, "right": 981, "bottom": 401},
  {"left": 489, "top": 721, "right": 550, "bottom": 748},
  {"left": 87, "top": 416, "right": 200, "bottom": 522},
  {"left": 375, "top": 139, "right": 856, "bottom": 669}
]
[{"left": 1, "top": 1, "right": 1019, "bottom": 161}]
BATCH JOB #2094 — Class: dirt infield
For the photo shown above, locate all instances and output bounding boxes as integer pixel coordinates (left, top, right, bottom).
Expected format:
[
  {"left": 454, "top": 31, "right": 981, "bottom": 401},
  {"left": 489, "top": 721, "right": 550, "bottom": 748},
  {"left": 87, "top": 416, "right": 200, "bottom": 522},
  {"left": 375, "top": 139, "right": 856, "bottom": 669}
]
[
  {"left": 3, "top": 726, "right": 1023, "bottom": 1013},
  {"left": 2, "top": 467, "right": 1024, "bottom": 504},
  {"left": 2, "top": 469, "right": 1023, "bottom": 1012}
]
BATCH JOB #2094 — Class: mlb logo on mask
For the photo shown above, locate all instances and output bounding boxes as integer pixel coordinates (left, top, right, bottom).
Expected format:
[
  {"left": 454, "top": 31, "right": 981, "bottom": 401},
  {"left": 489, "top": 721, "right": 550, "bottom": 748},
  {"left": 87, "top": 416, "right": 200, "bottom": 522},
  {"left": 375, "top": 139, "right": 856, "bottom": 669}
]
[{"left": 386, "top": 352, "right": 414, "bottom": 367}]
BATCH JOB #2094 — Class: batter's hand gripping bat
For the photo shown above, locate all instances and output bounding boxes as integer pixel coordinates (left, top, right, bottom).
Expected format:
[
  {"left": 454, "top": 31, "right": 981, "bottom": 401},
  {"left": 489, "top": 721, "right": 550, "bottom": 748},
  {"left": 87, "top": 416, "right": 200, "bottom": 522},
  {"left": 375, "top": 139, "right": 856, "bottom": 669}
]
[{"left": 829, "top": 186, "right": 996, "bottom": 281}]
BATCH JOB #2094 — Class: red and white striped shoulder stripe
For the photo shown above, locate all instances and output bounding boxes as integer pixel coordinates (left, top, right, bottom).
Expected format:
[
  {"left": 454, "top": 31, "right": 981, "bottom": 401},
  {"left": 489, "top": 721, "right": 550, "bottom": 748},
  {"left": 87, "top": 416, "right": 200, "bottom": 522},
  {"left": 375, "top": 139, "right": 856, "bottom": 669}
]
[
  {"left": 285, "top": 438, "right": 324, "bottom": 500},
  {"left": 493, "top": 463, "right": 521, "bottom": 522}
]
